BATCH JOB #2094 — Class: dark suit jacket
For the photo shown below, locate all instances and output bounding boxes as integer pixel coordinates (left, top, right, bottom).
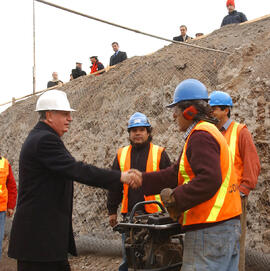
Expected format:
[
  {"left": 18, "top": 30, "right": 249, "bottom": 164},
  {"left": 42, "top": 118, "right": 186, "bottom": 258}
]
[
  {"left": 173, "top": 35, "right": 190, "bottom": 42},
  {"left": 71, "top": 68, "right": 86, "bottom": 79},
  {"left": 8, "top": 121, "right": 121, "bottom": 262},
  {"left": 109, "top": 51, "right": 127, "bottom": 66}
]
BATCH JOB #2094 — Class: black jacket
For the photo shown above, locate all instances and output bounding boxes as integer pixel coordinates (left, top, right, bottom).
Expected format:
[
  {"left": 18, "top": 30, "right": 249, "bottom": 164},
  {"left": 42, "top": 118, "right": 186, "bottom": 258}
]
[
  {"left": 107, "top": 142, "right": 171, "bottom": 215},
  {"left": 8, "top": 121, "right": 121, "bottom": 262},
  {"left": 221, "top": 10, "right": 247, "bottom": 27},
  {"left": 173, "top": 35, "right": 190, "bottom": 42},
  {"left": 71, "top": 68, "right": 86, "bottom": 79},
  {"left": 109, "top": 51, "right": 127, "bottom": 66},
  {"left": 47, "top": 80, "right": 63, "bottom": 88}
]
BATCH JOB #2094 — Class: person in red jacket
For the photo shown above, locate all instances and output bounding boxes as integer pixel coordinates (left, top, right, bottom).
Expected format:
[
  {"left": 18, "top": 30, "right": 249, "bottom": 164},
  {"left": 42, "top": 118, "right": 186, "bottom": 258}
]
[
  {"left": 0, "top": 156, "right": 17, "bottom": 260},
  {"left": 90, "top": 56, "right": 105, "bottom": 75}
]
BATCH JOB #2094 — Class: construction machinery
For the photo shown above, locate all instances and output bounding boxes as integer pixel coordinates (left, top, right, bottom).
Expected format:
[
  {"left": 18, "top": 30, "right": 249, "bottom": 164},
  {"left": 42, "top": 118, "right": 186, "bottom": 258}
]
[{"left": 114, "top": 201, "right": 183, "bottom": 271}]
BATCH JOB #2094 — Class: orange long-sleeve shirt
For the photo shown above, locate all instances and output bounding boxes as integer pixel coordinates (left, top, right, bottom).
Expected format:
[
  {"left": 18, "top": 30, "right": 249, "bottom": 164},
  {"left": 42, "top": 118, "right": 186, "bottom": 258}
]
[{"left": 222, "top": 121, "right": 261, "bottom": 195}]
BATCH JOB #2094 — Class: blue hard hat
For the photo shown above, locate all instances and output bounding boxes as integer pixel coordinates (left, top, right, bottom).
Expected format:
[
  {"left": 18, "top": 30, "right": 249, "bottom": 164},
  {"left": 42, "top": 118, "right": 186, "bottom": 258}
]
[
  {"left": 128, "top": 112, "right": 151, "bottom": 129},
  {"left": 167, "top": 79, "right": 209, "bottom": 108},
  {"left": 209, "top": 91, "right": 233, "bottom": 107}
]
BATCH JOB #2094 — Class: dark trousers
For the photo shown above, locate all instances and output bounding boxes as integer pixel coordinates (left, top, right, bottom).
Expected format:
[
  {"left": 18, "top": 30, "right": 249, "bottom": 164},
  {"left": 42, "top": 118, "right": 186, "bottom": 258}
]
[{"left": 17, "top": 259, "right": 71, "bottom": 271}]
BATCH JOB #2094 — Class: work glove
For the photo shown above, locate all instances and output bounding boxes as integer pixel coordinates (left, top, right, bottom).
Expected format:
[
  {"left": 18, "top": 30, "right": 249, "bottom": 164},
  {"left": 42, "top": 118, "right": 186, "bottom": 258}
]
[
  {"left": 160, "top": 188, "right": 179, "bottom": 221},
  {"left": 109, "top": 214, "right": 118, "bottom": 227}
]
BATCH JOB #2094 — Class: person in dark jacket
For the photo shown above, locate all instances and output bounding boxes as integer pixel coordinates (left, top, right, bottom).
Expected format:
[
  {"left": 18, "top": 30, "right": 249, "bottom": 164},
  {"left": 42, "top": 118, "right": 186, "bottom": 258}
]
[
  {"left": 107, "top": 112, "right": 171, "bottom": 271},
  {"left": 90, "top": 56, "right": 104, "bottom": 75},
  {"left": 71, "top": 62, "right": 86, "bottom": 79},
  {"left": 8, "top": 89, "right": 134, "bottom": 271},
  {"left": 173, "top": 25, "right": 191, "bottom": 42},
  {"left": 47, "top": 72, "right": 63, "bottom": 88},
  {"left": 109, "top": 42, "right": 127, "bottom": 66},
  {"left": 221, "top": 0, "right": 247, "bottom": 27}
]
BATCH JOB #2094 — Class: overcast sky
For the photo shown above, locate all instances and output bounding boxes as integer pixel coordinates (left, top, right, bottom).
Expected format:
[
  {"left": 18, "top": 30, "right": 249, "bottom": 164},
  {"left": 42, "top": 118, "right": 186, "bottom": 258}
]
[{"left": 0, "top": 0, "right": 269, "bottom": 111}]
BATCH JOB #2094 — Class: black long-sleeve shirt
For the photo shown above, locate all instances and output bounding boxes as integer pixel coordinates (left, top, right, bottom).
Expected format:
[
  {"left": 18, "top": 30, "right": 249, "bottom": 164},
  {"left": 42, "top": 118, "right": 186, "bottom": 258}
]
[{"left": 107, "top": 142, "right": 171, "bottom": 215}]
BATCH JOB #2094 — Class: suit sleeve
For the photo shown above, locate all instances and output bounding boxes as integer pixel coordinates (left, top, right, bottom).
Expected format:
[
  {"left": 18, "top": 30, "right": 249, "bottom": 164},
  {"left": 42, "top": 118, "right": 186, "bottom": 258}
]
[
  {"left": 122, "top": 52, "right": 127, "bottom": 61},
  {"left": 107, "top": 155, "right": 123, "bottom": 215},
  {"left": 6, "top": 164, "right": 17, "bottom": 209},
  {"left": 109, "top": 56, "right": 113, "bottom": 66},
  {"left": 37, "top": 134, "right": 121, "bottom": 190}
]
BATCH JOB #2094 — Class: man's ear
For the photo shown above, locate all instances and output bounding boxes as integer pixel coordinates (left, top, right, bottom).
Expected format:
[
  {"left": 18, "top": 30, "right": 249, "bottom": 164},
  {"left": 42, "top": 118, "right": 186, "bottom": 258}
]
[
  {"left": 45, "top": 111, "right": 53, "bottom": 123},
  {"left": 224, "top": 107, "right": 230, "bottom": 115}
]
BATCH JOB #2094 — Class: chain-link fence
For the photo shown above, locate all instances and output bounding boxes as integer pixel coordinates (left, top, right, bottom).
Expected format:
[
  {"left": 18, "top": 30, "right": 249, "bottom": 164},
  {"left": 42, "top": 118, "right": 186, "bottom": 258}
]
[{"left": 64, "top": 40, "right": 270, "bottom": 263}]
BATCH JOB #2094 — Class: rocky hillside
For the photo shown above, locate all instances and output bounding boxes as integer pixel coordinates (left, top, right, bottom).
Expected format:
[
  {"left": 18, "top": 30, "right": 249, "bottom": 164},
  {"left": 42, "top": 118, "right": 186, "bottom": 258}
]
[{"left": 0, "top": 15, "right": 269, "bottom": 256}]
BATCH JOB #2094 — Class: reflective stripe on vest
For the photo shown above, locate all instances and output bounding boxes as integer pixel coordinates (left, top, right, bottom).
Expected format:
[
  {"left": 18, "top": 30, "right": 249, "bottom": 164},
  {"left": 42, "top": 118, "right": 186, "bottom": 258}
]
[
  {"left": 118, "top": 143, "right": 164, "bottom": 214},
  {"left": 224, "top": 121, "right": 246, "bottom": 186},
  {"left": 0, "top": 157, "right": 9, "bottom": 212},
  {"left": 178, "top": 121, "right": 241, "bottom": 226}
]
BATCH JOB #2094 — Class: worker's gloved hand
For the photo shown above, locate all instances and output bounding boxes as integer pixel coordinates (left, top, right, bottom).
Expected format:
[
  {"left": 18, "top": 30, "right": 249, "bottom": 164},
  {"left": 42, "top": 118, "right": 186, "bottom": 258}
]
[
  {"left": 109, "top": 214, "right": 118, "bottom": 227},
  {"left": 160, "top": 188, "right": 179, "bottom": 222}
]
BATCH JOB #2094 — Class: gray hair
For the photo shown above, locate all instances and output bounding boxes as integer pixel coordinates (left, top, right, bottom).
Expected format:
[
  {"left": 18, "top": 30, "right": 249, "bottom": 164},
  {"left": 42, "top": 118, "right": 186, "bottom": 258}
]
[{"left": 39, "top": 111, "right": 47, "bottom": 120}]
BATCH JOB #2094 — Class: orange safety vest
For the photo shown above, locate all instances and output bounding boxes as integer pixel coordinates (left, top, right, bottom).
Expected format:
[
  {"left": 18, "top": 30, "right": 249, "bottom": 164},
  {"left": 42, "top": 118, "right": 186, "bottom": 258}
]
[
  {"left": 118, "top": 143, "right": 164, "bottom": 214},
  {"left": 178, "top": 121, "right": 242, "bottom": 226},
  {"left": 0, "top": 157, "right": 9, "bottom": 212},
  {"left": 223, "top": 121, "right": 246, "bottom": 186}
]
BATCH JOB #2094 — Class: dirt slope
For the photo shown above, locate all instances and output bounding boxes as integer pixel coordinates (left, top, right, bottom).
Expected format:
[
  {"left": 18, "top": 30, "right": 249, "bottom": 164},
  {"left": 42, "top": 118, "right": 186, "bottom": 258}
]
[{"left": 0, "top": 16, "right": 270, "bottom": 270}]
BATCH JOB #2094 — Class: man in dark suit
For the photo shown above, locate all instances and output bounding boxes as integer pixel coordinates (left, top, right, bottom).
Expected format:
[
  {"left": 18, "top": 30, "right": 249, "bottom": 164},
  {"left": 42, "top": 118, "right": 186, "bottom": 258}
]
[
  {"left": 71, "top": 62, "right": 86, "bottom": 79},
  {"left": 173, "top": 25, "right": 191, "bottom": 42},
  {"left": 8, "top": 89, "right": 134, "bottom": 271},
  {"left": 109, "top": 42, "right": 127, "bottom": 66}
]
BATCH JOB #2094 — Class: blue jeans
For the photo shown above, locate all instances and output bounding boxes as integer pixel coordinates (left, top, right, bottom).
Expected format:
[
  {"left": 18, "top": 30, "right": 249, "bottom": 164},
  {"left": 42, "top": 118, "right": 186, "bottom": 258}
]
[
  {"left": 119, "top": 233, "right": 128, "bottom": 271},
  {"left": 181, "top": 219, "right": 241, "bottom": 271},
  {"left": 0, "top": 211, "right": 6, "bottom": 260}
]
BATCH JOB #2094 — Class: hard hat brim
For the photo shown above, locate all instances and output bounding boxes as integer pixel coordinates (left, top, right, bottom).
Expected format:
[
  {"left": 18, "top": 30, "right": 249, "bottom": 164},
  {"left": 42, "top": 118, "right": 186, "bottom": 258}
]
[
  {"left": 35, "top": 108, "right": 76, "bottom": 112},
  {"left": 128, "top": 123, "right": 151, "bottom": 129}
]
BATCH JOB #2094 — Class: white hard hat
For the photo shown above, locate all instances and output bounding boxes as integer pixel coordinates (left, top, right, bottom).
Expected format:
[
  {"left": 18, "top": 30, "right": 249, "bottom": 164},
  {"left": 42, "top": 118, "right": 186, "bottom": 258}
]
[{"left": 35, "top": 90, "right": 75, "bottom": 112}]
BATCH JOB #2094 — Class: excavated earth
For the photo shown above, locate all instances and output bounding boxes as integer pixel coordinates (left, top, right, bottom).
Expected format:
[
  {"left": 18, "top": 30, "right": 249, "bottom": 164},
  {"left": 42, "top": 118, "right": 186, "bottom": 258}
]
[{"left": 1, "top": 16, "right": 270, "bottom": 270}]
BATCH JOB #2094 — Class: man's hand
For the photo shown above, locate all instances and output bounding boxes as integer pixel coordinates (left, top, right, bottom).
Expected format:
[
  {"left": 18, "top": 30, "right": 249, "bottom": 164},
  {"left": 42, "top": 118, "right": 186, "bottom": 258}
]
[
  {"left": 7, "top": 209, "right": 14, "bottom": 217},
  {"left": 160, "top": 188, "right": 179, "bottom": 221},
  {"left": 120, "top": 170, "right": 142, "bottom": 189},
  {"left": 128, "top": 169, "right": 142, "bottom": 189},
  {"left": 109, "top": 214, "right": 117, "bottom": 227}
]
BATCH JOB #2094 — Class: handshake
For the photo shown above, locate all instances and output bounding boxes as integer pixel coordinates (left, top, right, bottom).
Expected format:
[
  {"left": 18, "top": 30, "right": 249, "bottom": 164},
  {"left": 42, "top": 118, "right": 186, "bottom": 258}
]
[{"left": 120, "top": 169, "right": 142, "bottom": 189}]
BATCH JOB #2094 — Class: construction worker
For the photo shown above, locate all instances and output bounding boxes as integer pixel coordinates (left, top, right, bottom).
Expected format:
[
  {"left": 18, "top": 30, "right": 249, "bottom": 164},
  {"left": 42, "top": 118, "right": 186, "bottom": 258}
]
[
  {"left": 107, "top": 112, "right": 171, "bottom": 271},
  {"left": 128, "top": 79, "right": 242, "bottom": 271},
  {"left": 8, "top": 89, "right": 135, "bottom": 271},
  {"left": 0, "top": 156, "right": 17, "bottom": 260},
  {"left": 209, "top": 90, "right": 261, "bottom": 271}
]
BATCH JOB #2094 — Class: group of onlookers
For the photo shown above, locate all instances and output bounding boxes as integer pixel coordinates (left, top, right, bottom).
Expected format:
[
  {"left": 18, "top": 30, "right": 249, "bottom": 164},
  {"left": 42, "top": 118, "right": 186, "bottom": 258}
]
[
  {"left": 48, "top": 0, "right": 247, "bottom": 89},
  {"left": 47, "top": 42, "right": 127, "bottom": 88}
]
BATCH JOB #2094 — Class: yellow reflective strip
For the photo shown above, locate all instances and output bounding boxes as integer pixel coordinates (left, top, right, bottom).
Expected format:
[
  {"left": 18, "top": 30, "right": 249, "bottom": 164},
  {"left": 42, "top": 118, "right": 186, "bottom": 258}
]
[
  {"left": 229, "top": 123, "right": 239, "bottom": 164},
  {"left": 0, "top": 158, "right": 5, "bottom": 169},
  {"left": 155, "top": 194, "right": 162, "bottom": 212},
  {"left": 179, "top": 143, "right": 191, "bottom": 224},
  {"left": 206, "top": 152, "right": 232, "bottom": 222},
  {"left": 119, "top": 146, "right": 129, "bottom": 172},
  {"left": 179, "top": 144, "right": 190, "bottom": 185},
  {"left": 152, "top": 145, "right": 159, "bottom": 172},
  {"left": 0, "top": 184, "right": 2, "bottom": 193}
]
